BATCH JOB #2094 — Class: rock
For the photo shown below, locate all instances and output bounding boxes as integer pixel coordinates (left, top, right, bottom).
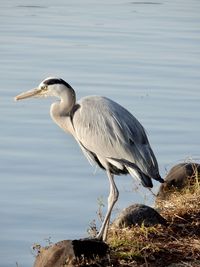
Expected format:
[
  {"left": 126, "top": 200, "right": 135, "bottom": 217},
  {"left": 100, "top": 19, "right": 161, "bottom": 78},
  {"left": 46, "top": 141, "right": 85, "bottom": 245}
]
[
  {"left": 112, "top": 204, "right": 167, "bottom": 228},
  {"left": 157, "top": 163, "right": 200, "bottom": 200},
  {"left": 166, "top": 261, "right": 200, "bottom": 267},
  {"left": 33, "top": 238, "right": 109, "bottom": 267}
]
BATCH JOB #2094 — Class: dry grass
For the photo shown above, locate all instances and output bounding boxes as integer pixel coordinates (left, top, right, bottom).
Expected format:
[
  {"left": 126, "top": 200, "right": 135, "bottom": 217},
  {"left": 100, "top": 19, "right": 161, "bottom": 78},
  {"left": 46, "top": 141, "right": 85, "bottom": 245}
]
[
  {"left": 32, "top": 171, "right": 200, "bottom": 267},
  {"left": 107, "top": 182, "right": 200, "bottom": 267}
]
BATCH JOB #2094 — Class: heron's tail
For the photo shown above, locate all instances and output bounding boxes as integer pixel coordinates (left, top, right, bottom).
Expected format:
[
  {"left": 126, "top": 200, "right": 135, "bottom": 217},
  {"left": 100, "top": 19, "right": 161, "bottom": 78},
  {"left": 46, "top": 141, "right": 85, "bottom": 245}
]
[
  {"left": 153, "top": 173, "right": 164, "bottom": 183},
  {"left": 127, "top": 166, "right": 153, "bottom": 188},
  {"left": 109, "top": 157, "right": 164, "bottom": 188}
]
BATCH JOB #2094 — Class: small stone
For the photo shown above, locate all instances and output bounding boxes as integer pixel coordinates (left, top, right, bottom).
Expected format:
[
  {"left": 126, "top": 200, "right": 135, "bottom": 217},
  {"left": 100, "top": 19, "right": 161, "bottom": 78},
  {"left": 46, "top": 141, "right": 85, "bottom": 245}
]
[
  {"left": 112, "top": 203, "right": 167, "bottom": 228},
  {"left": 157, "top": 163, "right": 200, "bottom": 200}
]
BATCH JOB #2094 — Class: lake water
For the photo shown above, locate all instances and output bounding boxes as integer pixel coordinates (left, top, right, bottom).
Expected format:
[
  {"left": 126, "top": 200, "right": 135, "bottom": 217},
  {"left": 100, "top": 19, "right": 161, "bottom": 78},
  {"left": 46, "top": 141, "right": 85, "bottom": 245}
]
[{"left": 0, "top": 1, "right": 200, "bottom": 266}]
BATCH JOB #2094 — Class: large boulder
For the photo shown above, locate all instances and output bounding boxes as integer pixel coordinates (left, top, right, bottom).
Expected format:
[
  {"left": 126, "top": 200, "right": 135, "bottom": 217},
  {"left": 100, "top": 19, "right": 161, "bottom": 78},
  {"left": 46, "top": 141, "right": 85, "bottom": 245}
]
[{"left": 33, "top": 238, "right": 109, "bottom": 267}]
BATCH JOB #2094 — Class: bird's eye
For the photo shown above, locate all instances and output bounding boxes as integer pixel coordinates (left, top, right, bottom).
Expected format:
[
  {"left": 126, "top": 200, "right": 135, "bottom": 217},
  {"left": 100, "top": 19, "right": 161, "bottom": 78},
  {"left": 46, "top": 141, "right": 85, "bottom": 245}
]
[{"left": 41, "top": 85, "right": 48, "bottom": 90}]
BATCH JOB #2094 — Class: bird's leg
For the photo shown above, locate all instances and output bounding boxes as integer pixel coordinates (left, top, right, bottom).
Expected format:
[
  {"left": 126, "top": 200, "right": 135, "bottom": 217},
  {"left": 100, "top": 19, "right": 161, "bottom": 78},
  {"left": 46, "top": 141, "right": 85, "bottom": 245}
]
[{"left": 96, "top": 170, "right": 119, "bottom": 242}]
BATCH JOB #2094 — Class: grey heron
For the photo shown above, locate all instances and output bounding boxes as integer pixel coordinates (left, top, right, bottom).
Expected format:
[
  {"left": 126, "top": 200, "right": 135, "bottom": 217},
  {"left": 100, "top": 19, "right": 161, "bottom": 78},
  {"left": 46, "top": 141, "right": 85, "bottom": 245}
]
[{"left": 15, "top": 77, "right": 164, "bottom": 241}]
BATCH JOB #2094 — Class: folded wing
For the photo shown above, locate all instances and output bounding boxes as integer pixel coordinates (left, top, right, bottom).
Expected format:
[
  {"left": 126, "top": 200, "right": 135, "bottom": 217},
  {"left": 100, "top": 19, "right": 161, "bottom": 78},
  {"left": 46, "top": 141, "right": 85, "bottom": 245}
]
[{"left": 71, "top": 96, "right": 162, "bottom": 187}]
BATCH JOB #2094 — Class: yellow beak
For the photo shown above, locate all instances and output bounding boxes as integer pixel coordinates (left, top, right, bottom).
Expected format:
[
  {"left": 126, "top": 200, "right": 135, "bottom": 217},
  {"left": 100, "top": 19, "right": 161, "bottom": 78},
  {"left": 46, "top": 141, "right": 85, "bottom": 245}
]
[{"left": 14, "top": 88, "right": 43, "bottom": 101}]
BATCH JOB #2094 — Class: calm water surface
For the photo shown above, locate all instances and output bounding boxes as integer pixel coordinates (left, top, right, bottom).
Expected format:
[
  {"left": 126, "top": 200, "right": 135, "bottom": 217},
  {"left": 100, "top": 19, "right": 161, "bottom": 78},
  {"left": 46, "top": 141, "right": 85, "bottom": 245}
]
[{"left": 0, "top": 1, "right": 200, "bottom": 266}]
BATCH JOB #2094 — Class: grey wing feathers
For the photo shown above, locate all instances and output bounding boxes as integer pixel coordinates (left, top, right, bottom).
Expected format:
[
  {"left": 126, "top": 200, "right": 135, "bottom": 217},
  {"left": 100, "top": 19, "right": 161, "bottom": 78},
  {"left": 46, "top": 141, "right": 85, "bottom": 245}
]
[{"left": 72, "top": 96, "right": 161, "bottom": 185}]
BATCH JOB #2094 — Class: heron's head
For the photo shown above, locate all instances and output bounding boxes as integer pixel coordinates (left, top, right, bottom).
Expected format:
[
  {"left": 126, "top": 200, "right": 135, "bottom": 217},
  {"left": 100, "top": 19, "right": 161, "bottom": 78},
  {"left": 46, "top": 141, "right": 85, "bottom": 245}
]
[{"left": 15, "top": 77, "right": 74, "bottom": 101}]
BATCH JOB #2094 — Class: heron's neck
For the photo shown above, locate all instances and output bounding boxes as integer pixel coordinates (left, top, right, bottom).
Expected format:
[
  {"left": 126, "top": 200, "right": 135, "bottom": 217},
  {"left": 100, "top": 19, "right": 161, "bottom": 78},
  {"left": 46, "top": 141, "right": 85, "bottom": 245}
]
[{"left": 50, "top": 88, "right": 76, "bottom": 134}]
